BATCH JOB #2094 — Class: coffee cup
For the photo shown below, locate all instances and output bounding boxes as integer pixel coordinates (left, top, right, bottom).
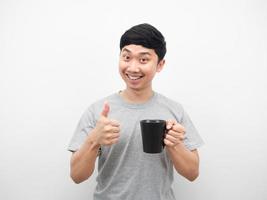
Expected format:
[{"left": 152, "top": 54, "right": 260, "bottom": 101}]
[{"left": 140, "top": 119, "right": 166, "bottom": 153}]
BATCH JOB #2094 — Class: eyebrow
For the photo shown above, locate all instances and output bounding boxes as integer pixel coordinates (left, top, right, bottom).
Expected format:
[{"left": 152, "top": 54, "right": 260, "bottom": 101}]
[{"left": 122, "top": 48, "right": 152, "bottom": 56}]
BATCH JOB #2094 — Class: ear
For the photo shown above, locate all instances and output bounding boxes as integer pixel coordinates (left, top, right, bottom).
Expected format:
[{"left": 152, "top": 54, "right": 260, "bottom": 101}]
[{"left": 156, "top": 59, "right": 165, "bottom": 72}]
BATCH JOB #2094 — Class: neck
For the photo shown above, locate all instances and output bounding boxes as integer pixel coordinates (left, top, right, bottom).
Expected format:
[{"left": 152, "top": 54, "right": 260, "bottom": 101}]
[{"left": 119, "top": 88, "right": 154, "bottom": 103}]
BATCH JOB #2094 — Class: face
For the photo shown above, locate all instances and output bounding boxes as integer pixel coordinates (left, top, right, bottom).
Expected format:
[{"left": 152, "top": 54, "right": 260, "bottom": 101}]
[{"left": 119, "top": 44, "right": 165, "bottom": 93}]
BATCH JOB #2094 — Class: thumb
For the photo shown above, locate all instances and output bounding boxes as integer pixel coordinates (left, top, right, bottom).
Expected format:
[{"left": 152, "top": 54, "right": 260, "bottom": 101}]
[{"left": 101, "top": 101, "right": 110, "bottom": 117}]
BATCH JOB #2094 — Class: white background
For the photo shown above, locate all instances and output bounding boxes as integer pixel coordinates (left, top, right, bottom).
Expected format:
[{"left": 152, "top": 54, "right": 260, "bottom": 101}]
[{"left": 1, "top": 0, "right": 267, "bottom": 199}]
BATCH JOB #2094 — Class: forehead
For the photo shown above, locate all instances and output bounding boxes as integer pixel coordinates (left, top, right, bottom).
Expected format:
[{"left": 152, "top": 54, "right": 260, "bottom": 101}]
[{"left": 121, "top": 44, "right": 156, "bottom": 56}]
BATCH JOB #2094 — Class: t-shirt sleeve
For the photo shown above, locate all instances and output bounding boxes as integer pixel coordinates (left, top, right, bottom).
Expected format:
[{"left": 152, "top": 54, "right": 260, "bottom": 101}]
[
  {"left": 180, "top": 108, "right": 204, "bottom": 151},
  {"left": 68, "top": 107, "right": 96, "bottom": 152}
]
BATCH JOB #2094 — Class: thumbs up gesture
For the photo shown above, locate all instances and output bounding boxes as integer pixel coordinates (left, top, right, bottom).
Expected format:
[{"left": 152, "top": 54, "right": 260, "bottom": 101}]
[{"left": 93, "top": 102, "right": 120, "bottom": 146}]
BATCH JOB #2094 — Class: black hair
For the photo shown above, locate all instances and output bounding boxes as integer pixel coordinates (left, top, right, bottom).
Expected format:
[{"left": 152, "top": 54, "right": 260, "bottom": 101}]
[{"left": 120, "top": 23, "right": 167, "bottom": 61}]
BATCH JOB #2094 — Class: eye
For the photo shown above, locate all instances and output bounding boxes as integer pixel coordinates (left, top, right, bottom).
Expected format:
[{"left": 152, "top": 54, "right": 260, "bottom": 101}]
[
  {"left": 140, "top": 58, "right": 149, "bottom": 64},
  {"left": 122, "top": 54, "right": 131, "bottom": 61}
]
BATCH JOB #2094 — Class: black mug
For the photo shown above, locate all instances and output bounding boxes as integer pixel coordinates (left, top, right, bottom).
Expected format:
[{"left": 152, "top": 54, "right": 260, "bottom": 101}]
[{"left": 140, "top": 119, "right": 166, "bottom": 153}]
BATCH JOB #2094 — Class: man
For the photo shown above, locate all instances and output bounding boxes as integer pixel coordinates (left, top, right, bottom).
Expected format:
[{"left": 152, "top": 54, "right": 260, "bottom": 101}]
[{"left": 68, "top": 23, "right": 204, "bottom": 200}]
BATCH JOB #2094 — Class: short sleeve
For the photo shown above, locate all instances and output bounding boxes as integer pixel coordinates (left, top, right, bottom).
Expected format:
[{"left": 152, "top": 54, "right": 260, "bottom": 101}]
[
  {"left": 68, "top": 107, "right": 96, "bottom": 152},
  {"left": 180, "top": 108, "right": 204, "bottom": 150}
]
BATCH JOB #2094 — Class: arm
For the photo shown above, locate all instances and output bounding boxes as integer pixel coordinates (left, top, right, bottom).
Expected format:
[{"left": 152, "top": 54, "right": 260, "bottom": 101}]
[
  {"left": 164, "top": 120, "right": 200, "bottom": 181},
  {"left": 166, "top": 144, "right": 199, "bottom": 181},
  {"left": 70, "top": 102, "right": 120, "bottom": 184},
  {"left": 70, "top": 130, "right": 100, "bottom": 184}
]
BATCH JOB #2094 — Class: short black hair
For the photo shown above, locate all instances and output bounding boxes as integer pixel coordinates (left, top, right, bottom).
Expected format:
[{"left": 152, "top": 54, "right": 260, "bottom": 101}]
[{"left": 120, "top": 23, "right": 167, "bottom": 61}]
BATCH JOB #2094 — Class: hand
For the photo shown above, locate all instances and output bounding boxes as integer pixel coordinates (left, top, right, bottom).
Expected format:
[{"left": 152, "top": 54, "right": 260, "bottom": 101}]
[
  {"left": 164, "top": 119, "right": 185, "bottom": 147},
  {"left": 93, "top": 102, "right": 120, "bottom": 146}
]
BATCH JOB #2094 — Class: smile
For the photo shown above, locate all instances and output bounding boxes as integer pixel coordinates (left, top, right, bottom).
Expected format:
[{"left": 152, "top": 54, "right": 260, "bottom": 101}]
[{"left": 126, "top": 74, "right": 144, "bottom": 80}]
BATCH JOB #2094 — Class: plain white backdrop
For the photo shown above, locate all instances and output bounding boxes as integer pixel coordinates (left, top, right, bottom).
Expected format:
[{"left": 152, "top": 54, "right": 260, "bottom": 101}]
[{"left": 1, "top": 0, "right": 267, "bottom": 199}]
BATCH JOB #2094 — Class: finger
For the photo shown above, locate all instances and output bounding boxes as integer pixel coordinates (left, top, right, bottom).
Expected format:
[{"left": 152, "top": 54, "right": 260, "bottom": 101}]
[
  {"left": 106, "top": 133, "right": 120, "bottom": 139},
  {"left": 164, "top": 138, "right": 174, "bottom": 147},
  {"left": 101, "top": 101, "right": 110, "bottom": 117},
  {"left": 177, "top": 133, "right": 185, "bottom": 140},
  {"left": 172, "top": 123, "right": 186, "bottom": 133},
  {"left": 167, "top": 130, "right": 180, "bottom": 138},
  {"left": 111, "top": 127, "right": 120, "bottom": 134},
  {"left": 166, "top": 119, "right": 176, "bottom": 130},
  {"left": 111, "top": 133, "right": 120, "bottom": 139},
  {"left": 103, "top": 125, "right": 119, "bottom": 133},
  {"left": 103, "top": 125, "right": 112, "bottom": 132},
  {"left": 175, "top": 133, "right": 185, "bottom": 141},
  {"left": 165, "top": 134, "right": 178, "bottom": 144},
  {"left": 110, "top": 138, "right": 119, "bottom": 144},
  {"left": 110, "top": 119, "right": 120, "bottom": 127},
  {"left": 168, "top": 130, "right": 185, "bottom": 140}
]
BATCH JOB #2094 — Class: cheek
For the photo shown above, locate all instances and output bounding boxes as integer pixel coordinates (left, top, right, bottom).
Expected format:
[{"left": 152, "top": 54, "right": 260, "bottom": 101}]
[
  {"left": 119, "top": 62, "right": 126, "bottom": 76},
  {"left": 118, "top": 61, "right": 124, "bottom": 70},
  {"left": 143, "top": 65, "right": 157, "bottom": 76}
]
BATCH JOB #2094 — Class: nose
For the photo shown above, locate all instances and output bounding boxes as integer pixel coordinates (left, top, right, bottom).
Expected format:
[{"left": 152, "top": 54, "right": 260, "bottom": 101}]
[{"left": 127, "top": 59, "right": 140, "bottom": 73}]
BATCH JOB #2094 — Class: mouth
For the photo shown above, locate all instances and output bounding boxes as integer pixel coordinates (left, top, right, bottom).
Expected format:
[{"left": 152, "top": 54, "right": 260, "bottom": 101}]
[{"left": 126, "top": 73, "right": 144, "bottom": 81}]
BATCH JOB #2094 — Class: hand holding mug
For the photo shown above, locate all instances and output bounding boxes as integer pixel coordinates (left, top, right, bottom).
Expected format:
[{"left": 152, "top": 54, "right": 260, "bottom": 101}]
[{"left": 164, "top": 119, "right": 185, "bottom": 147}]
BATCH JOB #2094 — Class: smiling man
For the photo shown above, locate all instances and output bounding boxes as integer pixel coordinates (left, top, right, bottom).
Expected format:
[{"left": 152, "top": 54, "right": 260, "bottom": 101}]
[
  {"left": 68, "top": 23, "right": 204, "bottom": 200},
  {"left": 119, "top": 44, "right": 165, "bottom": 102}
]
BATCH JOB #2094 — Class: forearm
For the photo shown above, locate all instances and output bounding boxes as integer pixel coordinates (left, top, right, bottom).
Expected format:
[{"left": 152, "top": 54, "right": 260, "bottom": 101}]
[
  {"left": 70, "top": 130, "right": 100, "bottom": 184},
  {"left": 166, "top": 143, "right": 199, "bottom": 181}
]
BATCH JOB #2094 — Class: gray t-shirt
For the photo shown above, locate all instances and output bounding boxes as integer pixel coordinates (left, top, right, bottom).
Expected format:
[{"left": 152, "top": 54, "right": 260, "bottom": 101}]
[{"left": 68, "top": 92, "right": 204, "bottom": 200}]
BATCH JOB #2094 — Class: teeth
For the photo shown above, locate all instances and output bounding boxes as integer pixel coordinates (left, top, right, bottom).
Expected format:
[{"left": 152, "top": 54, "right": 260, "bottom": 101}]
[{"left": 127, "top": 74, "right": 142, "bottom": 80}]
